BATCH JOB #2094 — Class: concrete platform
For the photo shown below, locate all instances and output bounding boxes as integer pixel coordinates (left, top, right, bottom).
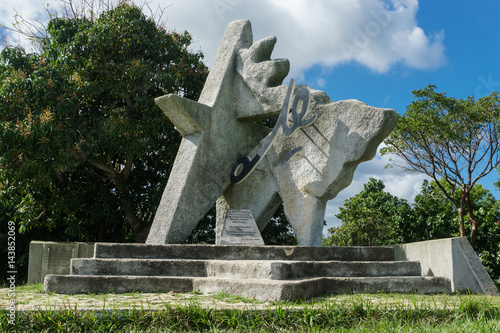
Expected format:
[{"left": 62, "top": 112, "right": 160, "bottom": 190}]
[
  {"left": 43, "top": 238, "right": 498, "bottom": 300},
  {"left": 70, "top": 258, "right": 422, "bottom": 279},
  {"left": 92, "top": 243, "right": 396, "bottom": 261},
  {"left": 44, "top": 275, "right": 451, "bottom": 301}
]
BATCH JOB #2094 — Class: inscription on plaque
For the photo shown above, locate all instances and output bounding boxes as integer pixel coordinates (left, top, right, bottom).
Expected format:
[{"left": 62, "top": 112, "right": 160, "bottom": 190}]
[{"left": 219, "top": 209, "right": 264, "bottom": 245}]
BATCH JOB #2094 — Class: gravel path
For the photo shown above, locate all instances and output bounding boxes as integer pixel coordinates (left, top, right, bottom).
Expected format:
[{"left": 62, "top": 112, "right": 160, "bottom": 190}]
[{"left": 1, "top": 287, "right": 286, "bottom": 312}]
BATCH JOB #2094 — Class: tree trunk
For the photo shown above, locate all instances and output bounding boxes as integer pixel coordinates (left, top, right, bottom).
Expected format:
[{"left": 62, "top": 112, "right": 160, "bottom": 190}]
[
  {"left": 119, "top": 196, "right": 150, "bottom": 243},
  {"left": 457, "top": 207, "right": 465, "bottom": 237},
  {"left": 465, "top": 193, "right": 478, "bottom": 250}
]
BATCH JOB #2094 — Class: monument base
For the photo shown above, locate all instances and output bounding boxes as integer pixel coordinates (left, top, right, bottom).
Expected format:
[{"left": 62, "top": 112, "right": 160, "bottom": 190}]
[{"left": 43, "top": 238, "right": 498, "bottom": 300}]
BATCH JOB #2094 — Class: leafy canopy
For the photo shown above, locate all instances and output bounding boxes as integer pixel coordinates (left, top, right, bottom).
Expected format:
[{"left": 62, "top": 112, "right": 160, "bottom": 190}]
[
  {"left": 0, "top": 2, "right": 208, "bottom": 242},
  {"left": 381, "top": 84, "right": 500, "bottom": 249}
]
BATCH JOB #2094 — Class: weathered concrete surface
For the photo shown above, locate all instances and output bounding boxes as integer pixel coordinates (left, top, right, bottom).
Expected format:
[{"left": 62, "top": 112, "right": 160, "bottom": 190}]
[
  {"left": 44, "top": 242, "right": 456, "bottom": 299},
  {"left": 147, "top": 19, "right": 397, "bottom": 246},
  {"left": 215, "top": 22, "right": 398, "bottom": 246},
  {"left": 392, "top": 237, "right": 498, "bottom": 295},
  {"left": 93, "top": 243, "right": 395, "bottom": 261},
  {"left": 70, "top": 258, "right": 421, "bottom": 280},
  {"left": 28, "top": 241, "right": 94, "bottom": 284},
  {"left": 220, "top": 96, "right": 397, "bottom": 246},
  {"left": 44, "top": 275, "right": 451, "bottom": 301},
  {"left": 146, "top": 20, "right": 285, "bottom": 245}
]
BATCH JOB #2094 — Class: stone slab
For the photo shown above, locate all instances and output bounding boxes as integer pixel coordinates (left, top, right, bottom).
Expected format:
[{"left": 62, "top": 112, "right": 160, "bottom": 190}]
[
  {"left": 93, "top": 243, "right": 395, "bottom": 261},
  {"left": 392, "top": 237, "right": 498, "bottom": 295},
  {"left": 43, "top": 275, "right": 451, "bottom": 301},
  {"left": 28, "top": 241, "right": 95, "bottom": 284},
  {"left": 70, "top": 258, "right": 422, "bottom": 280},
  {"left": 218, "top": 209, "right": 264, "bottom": 245}
]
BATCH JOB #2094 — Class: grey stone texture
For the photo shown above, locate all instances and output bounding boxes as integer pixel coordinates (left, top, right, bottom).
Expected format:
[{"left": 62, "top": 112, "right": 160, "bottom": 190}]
[
  {"left": 392, "top": 237, "right": 498, "bottom": 295},
  {"left": 44, "top": 241, "right": 455, "bottom": 300},
  {"left": 146, "top": 20, "right": 280, "bottom": 244},
  {"left": 28, "top": 241, "right": 94, "bottom": 284},
  {"left": 220, "top": 96, "right": 397, "bottom": 246},
  {"left": 147, "top": 19, "right": 398, "bottom": 246}
]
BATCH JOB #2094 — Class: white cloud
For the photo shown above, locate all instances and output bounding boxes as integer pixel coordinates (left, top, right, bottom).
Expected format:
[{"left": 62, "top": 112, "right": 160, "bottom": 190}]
[
  {"left": 157, "top": 0, "right": 446, "bottom": 75},
  {"left": 324, "top": 146, "right": 430, "bottom": 231},
  {"left": 1, "top": 0, "right": 445, "bottom": 75}
]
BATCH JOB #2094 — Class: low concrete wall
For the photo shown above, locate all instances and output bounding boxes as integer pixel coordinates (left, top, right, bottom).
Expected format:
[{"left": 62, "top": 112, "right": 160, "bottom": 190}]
[
  {"left": 28, "top": 241, "right": 95, "bottom": 284},
  {"left": 392, "top": 237, "right": 498, "bottom": 295}
]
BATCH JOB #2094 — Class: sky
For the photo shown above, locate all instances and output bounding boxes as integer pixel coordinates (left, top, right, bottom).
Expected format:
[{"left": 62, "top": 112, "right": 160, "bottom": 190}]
[{"left": 2, "top": 0, "right": 500, "bottom": 230}]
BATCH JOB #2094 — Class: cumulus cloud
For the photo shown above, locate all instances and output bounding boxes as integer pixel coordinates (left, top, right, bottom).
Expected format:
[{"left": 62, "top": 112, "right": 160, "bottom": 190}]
[
  {"left": 1, "top": 0, "right": 445, "bottom": 75},
  {"left": 160, "top": 0, "right": 446, "bottom": 75}
]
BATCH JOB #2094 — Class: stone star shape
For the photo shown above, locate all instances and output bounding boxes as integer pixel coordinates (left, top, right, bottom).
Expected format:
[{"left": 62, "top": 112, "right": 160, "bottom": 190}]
[{"left": 146, "top": 20, "right": 288, "bottom": 244}]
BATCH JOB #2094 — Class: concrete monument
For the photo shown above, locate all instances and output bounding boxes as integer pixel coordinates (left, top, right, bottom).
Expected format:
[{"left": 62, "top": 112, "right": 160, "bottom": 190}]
[
  {"left": 43, "top": 21, "right": 497, "bottom": 300},
  {"left": 147, "top": 20, "right": 398, "bottom": 246}
]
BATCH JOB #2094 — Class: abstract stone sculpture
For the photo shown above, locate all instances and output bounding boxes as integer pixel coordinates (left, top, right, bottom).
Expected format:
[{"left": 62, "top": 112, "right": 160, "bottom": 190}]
[{"left": 147, "top": 20, "right": 398, "bottom": 246}]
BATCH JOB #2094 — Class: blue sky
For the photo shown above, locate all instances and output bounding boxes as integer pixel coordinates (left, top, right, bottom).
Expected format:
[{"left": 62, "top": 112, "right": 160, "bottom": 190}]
[
  {"left": 325, "top": 0, "right": 500, "bottom": 113},
  {"left": 2, "top": 0, "right": 500, "bottom": 229}
]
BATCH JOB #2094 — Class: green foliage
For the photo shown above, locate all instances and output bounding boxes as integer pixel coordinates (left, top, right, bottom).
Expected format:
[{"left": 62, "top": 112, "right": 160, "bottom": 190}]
[
  {"left": 324, "top": 178, "right": 500, "bottom": 282},
  {"left": 381, "top": 84, "right": 500, "bottom": 249},
  {"left": 261, "top": 205, "right": 298, "bottom": 246},
  {"left": 411, "top": 180, "right": 457, "bottom": 240},
  {"left": 323, "top": 178, "right": 413, "bottom": 246},
  {"left": 0, "top": 2, "right": 208, "bottom": 245},
  {"left": 2, "top": 293, "right": 499, "bottom": 332}
]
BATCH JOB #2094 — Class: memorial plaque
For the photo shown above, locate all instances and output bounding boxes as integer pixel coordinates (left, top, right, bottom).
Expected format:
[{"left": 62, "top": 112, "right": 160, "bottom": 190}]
[{"left": 219, "top": 209, "right": 264, "bottom": 245}]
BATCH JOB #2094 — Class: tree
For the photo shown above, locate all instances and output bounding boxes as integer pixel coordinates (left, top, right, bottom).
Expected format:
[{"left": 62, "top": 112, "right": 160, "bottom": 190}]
[
  {"left": 261, "top": 205, "right": 298, "bottom": 246},
  {"left": 323, "top": 178, "right": 414, "bottom": 246},
  {"left": 412, "top": 180, "right": 457, "bottom": 240},
  {"left": 0, "top": 2, "right": 208, "bottom": 242},
  {"left": 324, "top": 178, "right": 500, "bottom": 284},
  {"left": 381, "top": 85, "right": 500, "bottom": 249}
]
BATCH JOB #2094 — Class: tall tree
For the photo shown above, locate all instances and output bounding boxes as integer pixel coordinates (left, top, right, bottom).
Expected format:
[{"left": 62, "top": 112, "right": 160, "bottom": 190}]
[
  {"left": 0, "top": 2, "right": 208, "bottom": 242},
  {"left": 323, "top": 178, "right": 414, "bottom": 246},
  {"left": 381, "top": 84, "right": 500, "bottom": 249},
  {"left": 324, "top": 178, "right": 500, "bottom": 284}
]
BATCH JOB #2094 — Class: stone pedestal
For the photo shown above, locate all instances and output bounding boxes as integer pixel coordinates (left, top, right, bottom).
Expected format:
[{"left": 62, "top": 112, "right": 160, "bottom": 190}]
[{"left": 44, "top": 239, "right": 496, "bottom": 300}]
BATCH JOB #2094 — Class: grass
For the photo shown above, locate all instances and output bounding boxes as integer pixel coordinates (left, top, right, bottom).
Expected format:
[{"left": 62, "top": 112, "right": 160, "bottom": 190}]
[{"left": 1, "top": 286, "right": 500, "bottom": 332}]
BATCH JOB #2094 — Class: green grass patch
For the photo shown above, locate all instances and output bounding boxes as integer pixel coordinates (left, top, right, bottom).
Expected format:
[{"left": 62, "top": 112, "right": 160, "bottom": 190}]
[{"left": 2, "top": 292, "right": 500, "bottom": 332}]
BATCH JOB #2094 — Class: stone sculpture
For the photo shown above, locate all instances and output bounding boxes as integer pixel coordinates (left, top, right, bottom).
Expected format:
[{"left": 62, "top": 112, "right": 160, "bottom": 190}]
[{"left": 147, "top": 19, "right": 398, "bottom": 246}]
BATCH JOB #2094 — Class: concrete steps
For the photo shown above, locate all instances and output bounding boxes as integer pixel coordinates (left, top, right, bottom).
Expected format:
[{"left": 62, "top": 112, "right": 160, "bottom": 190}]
[
  {"left": 71, "top": 259, "right": 422, "bottom": 279},
  {"left": 44, "top": 244, "right": 452, "bottom": 300},
  {"left": 92, "top": 243, "right": 396, "bottom": 261},
  {"left": 44, "top": 275, "right": 451, "bottom": 301}
]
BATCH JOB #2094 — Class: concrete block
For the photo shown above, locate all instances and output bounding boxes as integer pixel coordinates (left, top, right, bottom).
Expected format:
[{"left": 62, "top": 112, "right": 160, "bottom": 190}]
[
  {"left": 93, "top": 243, "right": 395, "bottom": 261},
  {"left": 69, "top": 258, "right": 421, "bottom": 280},
  {"left": 44, "top": 241, "right": 477, "bottom": 299},
  {"left": 43, "top": 274, "right": 451, "bottom": 301},
  {"left": 392, "top": 237, "right": 498, "bottom": 295},
  {"left": 28, "top": 241, "right": 95, "bottom": 284}
]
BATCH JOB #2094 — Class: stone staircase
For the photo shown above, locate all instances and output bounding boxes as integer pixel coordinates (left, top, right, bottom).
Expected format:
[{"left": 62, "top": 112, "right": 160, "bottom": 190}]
[{"left": 44, "top": 243, "right": 451, "bottom": 301}]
